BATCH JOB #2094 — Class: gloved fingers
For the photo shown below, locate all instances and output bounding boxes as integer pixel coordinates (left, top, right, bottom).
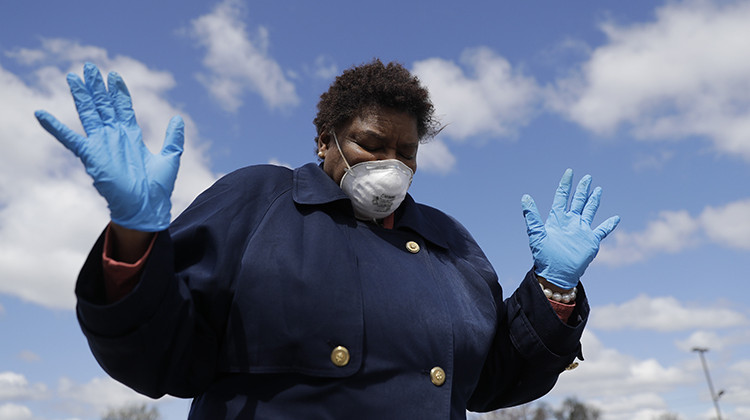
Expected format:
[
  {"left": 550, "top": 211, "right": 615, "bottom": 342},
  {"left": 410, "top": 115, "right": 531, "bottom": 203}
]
[
  {"left": 581, "top": 186, "right": 602, "bottom": 225},
  {"left": 522, "top": 194, "right": 546, "bottom": 245},
  {"left": 108, "top": 71, "right": 137, "bottom": 127},
  {"left": 67, "top": 72, "right": 102, "bottom": 136},
  {"left": 570, "top": 175, "right": 592, "bottom": 215},
  {"left": 35, "top": 110, "right": 85, "bottom": 157},
  {"left": 83, "top": 63, "right": 116, "bottom": 127},
  {"left": 593, "top": 215, "right": 621, "bottom": 242},
  {"left": 551, "top": 168, "right": 574, "bottom": 213},
  {"left": 161, "top": 116, "right": 185, "bottom": 158}
]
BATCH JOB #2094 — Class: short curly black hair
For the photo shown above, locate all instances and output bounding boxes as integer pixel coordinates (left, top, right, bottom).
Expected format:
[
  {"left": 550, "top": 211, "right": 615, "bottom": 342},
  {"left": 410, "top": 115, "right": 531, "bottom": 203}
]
[{"left": 313, "top": 59, "right": 440, "bottom": 151}]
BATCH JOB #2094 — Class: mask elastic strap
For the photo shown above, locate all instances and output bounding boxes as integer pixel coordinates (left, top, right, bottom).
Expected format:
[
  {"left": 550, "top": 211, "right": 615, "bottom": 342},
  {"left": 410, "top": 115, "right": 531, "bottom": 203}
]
[{"left": 331, "top": 130, "right": 352, "bottom": 171}]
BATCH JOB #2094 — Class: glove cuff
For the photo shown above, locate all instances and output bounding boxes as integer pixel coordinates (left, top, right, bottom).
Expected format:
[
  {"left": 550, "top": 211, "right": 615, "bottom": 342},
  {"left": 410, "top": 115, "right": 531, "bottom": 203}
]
[{"left": 534, "top": 269, "right": 579, "bottom": 292}]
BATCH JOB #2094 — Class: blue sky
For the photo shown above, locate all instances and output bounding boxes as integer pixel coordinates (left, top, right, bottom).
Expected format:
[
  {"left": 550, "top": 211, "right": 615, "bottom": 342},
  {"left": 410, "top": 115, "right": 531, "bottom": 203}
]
[{"left": 1, "top": 1, "right": 749, "bottom": 419}]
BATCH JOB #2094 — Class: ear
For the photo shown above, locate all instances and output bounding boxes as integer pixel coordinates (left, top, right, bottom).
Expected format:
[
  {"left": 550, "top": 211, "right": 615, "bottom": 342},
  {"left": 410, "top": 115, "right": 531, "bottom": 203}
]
[{"left": 317, "top": 131, "right": 331, "bottom": 154}]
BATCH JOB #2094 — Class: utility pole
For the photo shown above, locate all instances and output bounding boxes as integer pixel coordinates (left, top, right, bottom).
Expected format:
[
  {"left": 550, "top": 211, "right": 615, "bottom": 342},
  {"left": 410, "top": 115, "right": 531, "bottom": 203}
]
[{"left": 692, "top": 347, "right": 723, "bottom": 420}]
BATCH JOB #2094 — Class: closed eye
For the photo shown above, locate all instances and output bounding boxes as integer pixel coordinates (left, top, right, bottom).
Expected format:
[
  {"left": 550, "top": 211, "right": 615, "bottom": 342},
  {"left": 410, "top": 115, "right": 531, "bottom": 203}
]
[
  {"left": 358, "top": 143, "right": 381, "bottom": 153},
  {"left": 399, "top": 145, "right": 418, "bottom": 160}
]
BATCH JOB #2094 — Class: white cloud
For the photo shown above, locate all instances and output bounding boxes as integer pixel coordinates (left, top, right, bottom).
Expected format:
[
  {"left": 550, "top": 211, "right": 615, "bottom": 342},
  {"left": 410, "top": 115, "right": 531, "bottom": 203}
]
[
  {"left": 591, "top": 295, "right": 747, "bottom": 332},
  {"left": 0, "top": 372, "right": 47, "bottom": 401},
  {"left": 676, "top": 336, "right": 750, "bottom": 419},
  {"left": 551, "top": 332, "right": 691, "bottom": 414},
  {"left": 7, "top": 38, "right": 109, "bottom": 67},
  {"left": 0, "top": 373, "right": 182, "bottom": 420},
  {"left": 725, "top": 359, "right": 750, "bottom": 410},
  {"left": 16, "top": 351, "right": 40, "bottom": 363},
  {"left": 632, "top": 149, "right": 675, "bottom": 172},
  {"left": 675, "top": 329, "right": 750, "bottom": 355},
  {"left": 598, "top": 197, "right": 750, "bottom": 266},
  {"left": 548, "top": 0, "right": 750, "bottom": 161},
  {"left": 588, "top": 394, "right": 669, "bottom": 420},
  {"left": 597, "top": 210, "right": 700, "bottom": 266},
  {"left": 731, "top": 406, "right": 750, "bottom": 420},
  {"left": 560, "top": 331, "right": 690, "bottom": 393},
  {"left": 676, "top": 331, "right": 729, "bottom": 352},
  {"left": 188, "top": 0, "right": 299, "bottom": 112},
  {"left": 311, "top": 55, "right": 338, "bottom": 80},
  {"left": 0, "top": 39, "right": 217, "bottom": 309},
  {"left": 543, "top": 329, "right": 750, "bottom": 420},
  {"left": 412, "top": 47, "right": 539, "bottom": 141},
  {"left": 0, "top": 403, "right": 32, "bottom": 420},
  {"left": 267, "top": 158, "right": 292, "bottom": 169},
  {"left": 417, "top": 139, "right": 456, "bottom": 174},
  {"left": 56, "top": 376, "right": 162, "bottom": 417},
  {"left": 699, "top": 198, "right": 750, "bottom": 250},
  {"left": 731, "top": 360, "right": 750, "bottom": 377}
]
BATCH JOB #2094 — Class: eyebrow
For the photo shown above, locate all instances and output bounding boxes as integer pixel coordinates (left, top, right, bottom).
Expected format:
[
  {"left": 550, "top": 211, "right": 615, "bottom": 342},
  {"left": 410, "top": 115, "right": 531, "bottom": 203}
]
[
  {"left": 356, "top": 129, "right": 387, "bottom": 141},
  {"left": 354, "top": 129, "right": 419, "bottom": 145}
]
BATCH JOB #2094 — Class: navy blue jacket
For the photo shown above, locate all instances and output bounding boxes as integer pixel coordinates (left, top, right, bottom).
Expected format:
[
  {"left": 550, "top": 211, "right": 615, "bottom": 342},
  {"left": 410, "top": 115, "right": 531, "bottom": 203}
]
[{"left": 75, "top": 163, "right": 588, "bottom": 419}]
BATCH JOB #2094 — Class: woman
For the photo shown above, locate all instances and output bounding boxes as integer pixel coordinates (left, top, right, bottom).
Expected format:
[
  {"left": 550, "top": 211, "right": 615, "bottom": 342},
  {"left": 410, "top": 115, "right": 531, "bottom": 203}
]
[{"left": 35, "top": 60, "right": 618, "bottom": 419}]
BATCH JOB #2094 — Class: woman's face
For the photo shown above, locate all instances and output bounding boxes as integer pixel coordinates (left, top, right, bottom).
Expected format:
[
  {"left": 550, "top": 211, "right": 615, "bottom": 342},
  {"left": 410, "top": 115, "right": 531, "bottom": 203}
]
[{"left": 318, "top": 106, "right": 419, "bottom": 185}]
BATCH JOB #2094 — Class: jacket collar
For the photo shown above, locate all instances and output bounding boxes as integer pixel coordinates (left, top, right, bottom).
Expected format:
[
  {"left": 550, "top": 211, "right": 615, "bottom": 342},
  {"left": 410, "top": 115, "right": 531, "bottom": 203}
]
[
  {"left": 292, "top": 163, "right": 448, "bottom": 249},
  {"left": 292, "top": 163, "right": 350, "bottom": 206}
]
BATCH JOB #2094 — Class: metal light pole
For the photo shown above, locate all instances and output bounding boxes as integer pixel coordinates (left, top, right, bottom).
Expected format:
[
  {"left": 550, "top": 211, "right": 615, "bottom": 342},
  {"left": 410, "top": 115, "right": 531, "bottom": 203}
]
[{"left": 692, "top": 347, "right": 723, "bottom": 420}]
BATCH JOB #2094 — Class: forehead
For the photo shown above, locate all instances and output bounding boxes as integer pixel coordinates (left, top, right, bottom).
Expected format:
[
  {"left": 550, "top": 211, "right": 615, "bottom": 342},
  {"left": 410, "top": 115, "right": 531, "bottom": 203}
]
[{"left": 346, "top": 107, "right": 419, "bottom": 141}]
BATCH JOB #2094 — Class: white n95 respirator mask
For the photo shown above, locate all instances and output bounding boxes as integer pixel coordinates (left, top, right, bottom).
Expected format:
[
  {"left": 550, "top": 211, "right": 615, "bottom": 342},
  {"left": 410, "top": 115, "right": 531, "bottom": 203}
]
[{"left": 332, "top": 131, "right": 414, "bottom": 221}]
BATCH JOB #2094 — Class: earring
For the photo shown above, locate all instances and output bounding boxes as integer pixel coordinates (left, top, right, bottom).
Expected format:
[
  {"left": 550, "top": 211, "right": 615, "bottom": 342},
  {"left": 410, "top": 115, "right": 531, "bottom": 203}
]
[{"left": 318, "top": 151, "right": 325, "bottom": 158}]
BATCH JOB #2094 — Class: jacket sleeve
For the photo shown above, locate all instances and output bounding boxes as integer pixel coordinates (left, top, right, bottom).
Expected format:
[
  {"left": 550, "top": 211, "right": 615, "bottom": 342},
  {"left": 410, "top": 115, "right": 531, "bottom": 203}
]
[
  {"left": 466, "top": 270, "right": 589, "bottom": 412},
  {"left": 75, "top": 228, "right": 223, "bottom": 399},
  {"left": 75, "top": 166, "right": 291, "bottom": 399}
]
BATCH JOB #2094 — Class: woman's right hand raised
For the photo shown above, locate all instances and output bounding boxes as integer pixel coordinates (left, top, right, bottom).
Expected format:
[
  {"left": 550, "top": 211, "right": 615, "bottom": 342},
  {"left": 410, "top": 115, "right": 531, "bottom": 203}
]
[{"left": 35, "top": 63, "right": 184, "bottom": 232}]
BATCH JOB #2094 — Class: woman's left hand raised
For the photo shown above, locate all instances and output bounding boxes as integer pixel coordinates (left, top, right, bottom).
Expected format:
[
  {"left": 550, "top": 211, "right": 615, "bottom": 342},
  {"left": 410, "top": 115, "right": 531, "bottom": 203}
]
[{"left": 521, "top": 168, "right": 620, "bottom": 290}]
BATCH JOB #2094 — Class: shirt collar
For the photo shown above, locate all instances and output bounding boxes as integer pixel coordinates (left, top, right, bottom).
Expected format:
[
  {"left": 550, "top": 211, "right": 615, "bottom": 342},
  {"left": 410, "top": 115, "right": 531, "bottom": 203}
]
[{"left": 292, "top": 163, "right": 449, "bottom": 250}]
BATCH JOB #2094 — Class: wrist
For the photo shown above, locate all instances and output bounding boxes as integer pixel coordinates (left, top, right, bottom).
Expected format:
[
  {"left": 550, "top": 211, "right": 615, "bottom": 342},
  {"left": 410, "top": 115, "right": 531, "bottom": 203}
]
[
  {"left": 108, "top": 222, "right": 156, "bottom": 263},
  {"left": 536, "top": 274, "right": 577, "bottom": 303}
]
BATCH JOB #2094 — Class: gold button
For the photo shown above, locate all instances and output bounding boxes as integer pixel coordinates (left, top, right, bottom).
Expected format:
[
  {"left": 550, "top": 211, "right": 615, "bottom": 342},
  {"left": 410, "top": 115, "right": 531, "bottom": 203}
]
[
  {"left": 430, "top": 366, "right": 446, "bottom": 386},
  {"left": 405, "top": 241, "right": 420, "bottom": 253},
  {"left": 565, "top": 362, "right": 579, "bottom": 371},
  {"left": 331, "top": 346, "right": 350, "bottom": 367}
]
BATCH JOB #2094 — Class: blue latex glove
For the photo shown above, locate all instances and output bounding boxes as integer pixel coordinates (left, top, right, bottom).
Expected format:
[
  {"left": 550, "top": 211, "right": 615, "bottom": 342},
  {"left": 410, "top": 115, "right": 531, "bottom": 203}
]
[
  {"left": 522, "top": 169, "right": 620, "bottom": 289},
  {"left": 35, "top": 63, "right": 184, "bottom": 232}
]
